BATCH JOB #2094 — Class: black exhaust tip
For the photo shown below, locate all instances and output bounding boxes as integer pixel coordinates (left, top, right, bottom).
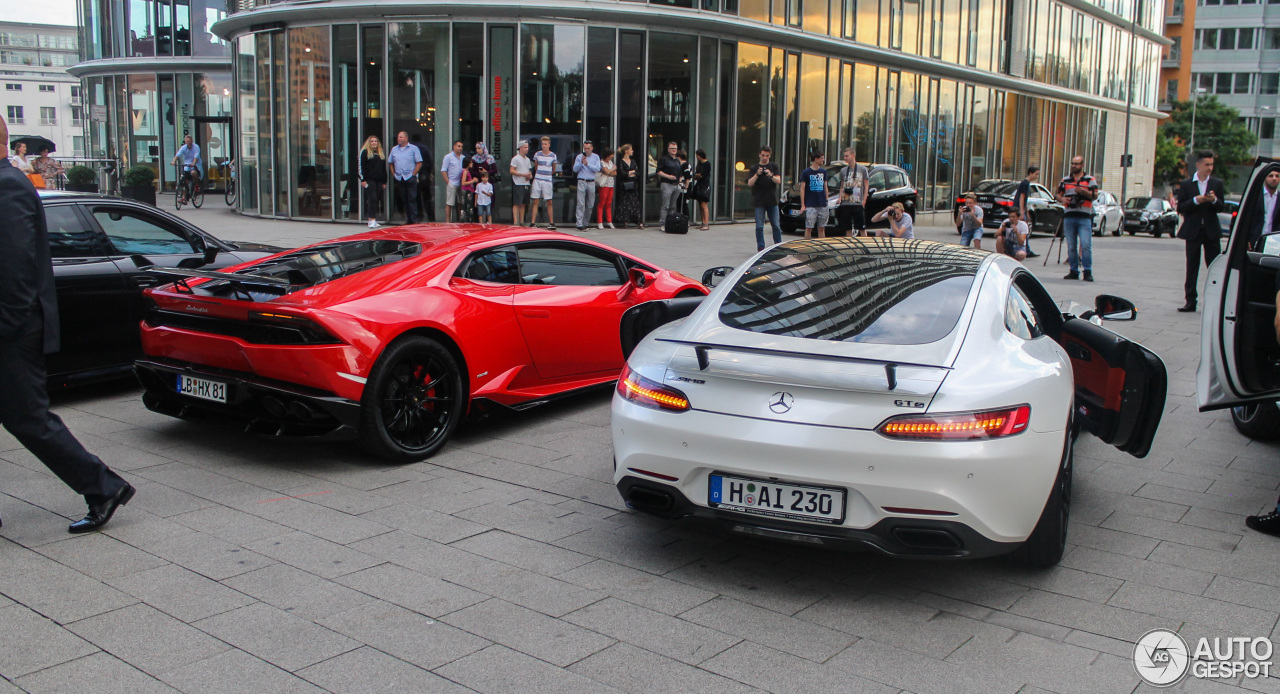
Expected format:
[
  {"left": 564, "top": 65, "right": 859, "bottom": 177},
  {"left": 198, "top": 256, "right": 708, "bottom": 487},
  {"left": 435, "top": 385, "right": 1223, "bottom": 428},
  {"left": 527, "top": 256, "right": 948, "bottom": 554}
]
[
  {"left": 262, "top": 395, "right": 287, "bottom": 419},
  {"left": 627, "top": 486, "right": 675, "bottom": 513},
  {"left": 891, "top": 527, "right": 963, "bottom": 550}
]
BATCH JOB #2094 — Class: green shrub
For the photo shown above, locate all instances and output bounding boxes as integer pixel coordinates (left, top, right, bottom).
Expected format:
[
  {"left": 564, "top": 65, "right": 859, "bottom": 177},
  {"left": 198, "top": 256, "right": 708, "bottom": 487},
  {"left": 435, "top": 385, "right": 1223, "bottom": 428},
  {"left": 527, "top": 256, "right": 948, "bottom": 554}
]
[
  {"left": 65, "top": 165, "right": 96, "bottom": 186},
  {"left": 122, "top": 165, "right": 156, "bottom": 188}
]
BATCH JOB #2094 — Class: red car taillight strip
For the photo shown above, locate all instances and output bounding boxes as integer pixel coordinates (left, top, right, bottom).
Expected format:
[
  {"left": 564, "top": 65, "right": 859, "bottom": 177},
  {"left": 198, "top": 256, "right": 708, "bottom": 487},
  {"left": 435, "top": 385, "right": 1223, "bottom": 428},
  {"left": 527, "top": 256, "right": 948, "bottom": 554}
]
[
  {"left": 616, "top": 364, "right": 691, "bottom": 412},
  {"left": 876, "top": 405, "right": 1030, "bottom": 441}
]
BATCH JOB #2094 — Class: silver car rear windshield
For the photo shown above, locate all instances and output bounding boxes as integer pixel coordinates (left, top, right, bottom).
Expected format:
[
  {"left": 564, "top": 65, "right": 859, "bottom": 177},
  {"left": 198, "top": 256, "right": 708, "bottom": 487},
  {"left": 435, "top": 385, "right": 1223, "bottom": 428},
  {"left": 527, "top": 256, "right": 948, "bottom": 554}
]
[{"left": 718, "top": 239, "right": 984, "bottom": 345}]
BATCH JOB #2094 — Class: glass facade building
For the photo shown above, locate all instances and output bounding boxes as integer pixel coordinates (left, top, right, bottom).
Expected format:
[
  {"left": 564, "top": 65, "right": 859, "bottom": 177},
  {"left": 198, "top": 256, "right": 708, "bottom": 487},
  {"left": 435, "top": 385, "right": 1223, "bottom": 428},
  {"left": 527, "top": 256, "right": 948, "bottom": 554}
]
[
  {"left": 71, "top": 1, "right": 234, "bottom": 192},
  {"left": 213, "top": 0, "right": 1163, "bottom": 222}
]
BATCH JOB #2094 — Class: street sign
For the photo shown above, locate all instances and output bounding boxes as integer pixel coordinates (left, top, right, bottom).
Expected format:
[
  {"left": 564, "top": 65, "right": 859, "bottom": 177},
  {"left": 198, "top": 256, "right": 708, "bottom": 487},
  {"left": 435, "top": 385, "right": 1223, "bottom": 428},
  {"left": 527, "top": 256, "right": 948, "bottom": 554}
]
[{"left": 90, "top": 105, "right": 107, "bottom": 122}]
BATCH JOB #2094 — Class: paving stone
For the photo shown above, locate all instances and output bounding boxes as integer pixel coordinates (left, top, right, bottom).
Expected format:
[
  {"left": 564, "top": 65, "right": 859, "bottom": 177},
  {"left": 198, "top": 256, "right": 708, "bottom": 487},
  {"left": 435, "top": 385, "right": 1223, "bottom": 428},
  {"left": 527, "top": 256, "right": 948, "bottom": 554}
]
[
  {"left": 451, "top": 529, "right": 595, "bottom": 576},
  {"left": 193, "top": 602, "right": 359, "bottom": 672},
  {"left": 107, "top": 564, "right": 256, "bottom": 623},
  {"left": 553, "top": 526, "right": 705, "bottom": 575},
  {"left": 570, "top": 642, "right": 761, "bottom": 694},
  {"left": 0, "top": 605, "right": 98, "bottom": 679},
  {"left": 145, "top": 531, "right": 276, "bottom": 581},
  {"left": 15, "top": 652, "right": 178, "bottom": 693},
  {"left": 169, "top": 505, "right": 293, "bottom": 545},
  {"left": 795, "top": 592, "right": 1007, "bottom": 658},
  {"left": 826, "top": 637, "right": 1025, "bottom": 694},
  {"left": 680, "top": 596, "right": 857, "bottom": 662},
  {"left": 1060, "top": 545, "right": 1216, "bottom": 595},
  {"left": 699, "top": 641, "right": 898, "bottom": 694},
  {"left": 336, "top": 562, "right": 487, "bottom": 617},
  {"left": 158, "top": 649, "right": 326, "bottom": 694},
  {"left": 348, "top": 530, "right": 495, "bottom": 579},
  {"left": 296, "top": 646, "right": 473, "bottom": 694},
  {"left": 1108, "top": 581, "right": 1279, "bottom": 635},
  {"left": 434, "top": 644, "right": 626, "bottom": 694},
  {"left": 0, "top": 537, "right": 64, "bottom": 580},
  {"left": 221, "top": 564, "right": 375, "bottom": 621},
  {"left": 356, "top": 503, "right": 489, "bottom": 544},
  {"left": 945, "top": 630, "right": 1138, "bottom": 694},
  {"left": 67, "top": 603, "right": 228, "bottom": 675},
  {"left": 317, "top": 601, "right": 488, "bottom": 670},
  {"left": 555, "top": 559, "right": 718, "bottom": 616},
  {"left": 0, "top": 566, "right": 137, "bottom": 624},
  {"left": 455, "top": 499, "right": 595, "bottom": 543},
  {"left": 562, "top": 597, "right": 739, "bottom": 665},
  {"left": 1009, "top": 589, "right": 1183, "bottom": 643},
  {"left": 34, "top": 533, "right": 169, "bottom": 581},
  {"left": 445, "top": 561, "right": 604, "bottom": 618},
  {"left": 254, "top": 501, "right": 391, "bottom": 545},
  {"left": 1100, "top": 512, "right": 1243, "bottom": 552},
  {"left": 442, "top": 598, "right": 615, "bottom": 667},
  {"left": 243, "top": 530, "right": 382, "bottom": 579}
]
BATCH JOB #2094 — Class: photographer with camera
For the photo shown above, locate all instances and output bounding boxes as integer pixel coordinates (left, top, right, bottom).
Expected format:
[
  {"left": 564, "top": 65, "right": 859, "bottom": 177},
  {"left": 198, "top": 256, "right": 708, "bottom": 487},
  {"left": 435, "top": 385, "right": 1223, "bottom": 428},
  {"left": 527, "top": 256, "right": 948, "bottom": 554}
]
[
  {"left": 870, "top": 202, "right": 914, "bottom": 239},
  {"left": 995, "top": 208, "right": 1029, "bottom": 260},
  {"left": 955, "top": 193, "right": 985, "bottom": 249},
  {"left": 835, "top": 148, "right": 869, "bottom": 236},
  {"left": 1056, "top": 155, "right": 1098, "bottom": 281},
  {"left": 747, "top": 147, "right": 783, "bottom": 250}
]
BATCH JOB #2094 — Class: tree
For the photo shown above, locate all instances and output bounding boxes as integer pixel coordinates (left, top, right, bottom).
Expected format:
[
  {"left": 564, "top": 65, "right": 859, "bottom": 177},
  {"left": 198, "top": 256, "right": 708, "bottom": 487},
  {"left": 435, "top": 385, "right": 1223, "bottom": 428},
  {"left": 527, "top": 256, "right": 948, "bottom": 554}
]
[
  {"left": 1157, "top": 96, "right": 1257, "bottom": 185},
  {"left": 1153, "top": 128, "right": 1185, "bottom": 188}
]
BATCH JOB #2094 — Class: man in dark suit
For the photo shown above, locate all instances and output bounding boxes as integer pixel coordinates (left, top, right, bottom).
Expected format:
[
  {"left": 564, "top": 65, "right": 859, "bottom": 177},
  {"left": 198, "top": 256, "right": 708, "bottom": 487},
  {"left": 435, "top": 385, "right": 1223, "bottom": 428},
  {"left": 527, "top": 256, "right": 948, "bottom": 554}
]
[
  {"left": 1248, "top": 169, "right": 1280, "bottom": 251},
  {"left": 0, "top": 115, "right": 135, "bottom": 533},
  {"left": 1175, "top": 150, "right": 1227, "bottom": 312}
]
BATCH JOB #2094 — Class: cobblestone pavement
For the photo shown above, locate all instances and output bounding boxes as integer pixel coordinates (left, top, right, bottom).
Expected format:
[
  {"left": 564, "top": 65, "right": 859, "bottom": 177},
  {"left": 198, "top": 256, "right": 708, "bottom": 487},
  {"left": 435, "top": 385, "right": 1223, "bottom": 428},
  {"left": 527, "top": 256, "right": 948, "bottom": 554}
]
[{"left": 2, "top": 206, "right": 1278, "bottom": 693}]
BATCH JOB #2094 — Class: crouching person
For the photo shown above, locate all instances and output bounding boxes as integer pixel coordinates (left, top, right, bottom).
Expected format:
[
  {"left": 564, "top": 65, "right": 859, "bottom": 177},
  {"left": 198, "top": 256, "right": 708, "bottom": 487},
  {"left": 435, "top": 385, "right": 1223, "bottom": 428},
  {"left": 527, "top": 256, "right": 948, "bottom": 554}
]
[{"left": 996, "top": 208, "right": 1029, "bottom": 261}]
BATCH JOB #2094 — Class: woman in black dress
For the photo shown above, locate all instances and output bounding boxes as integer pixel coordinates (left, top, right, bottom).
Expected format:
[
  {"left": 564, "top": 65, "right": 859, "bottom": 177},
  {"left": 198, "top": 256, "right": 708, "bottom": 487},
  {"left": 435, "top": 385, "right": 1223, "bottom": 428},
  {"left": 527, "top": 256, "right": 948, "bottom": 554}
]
[
  {"left": 692, "top": 149, "right": 711, "bottom": 230},
  {"left": 358, "top": 135, "right": 387, "bottom": 227},
  {"left": 615, "top": 144, "right": 643, "bottom": 228}
]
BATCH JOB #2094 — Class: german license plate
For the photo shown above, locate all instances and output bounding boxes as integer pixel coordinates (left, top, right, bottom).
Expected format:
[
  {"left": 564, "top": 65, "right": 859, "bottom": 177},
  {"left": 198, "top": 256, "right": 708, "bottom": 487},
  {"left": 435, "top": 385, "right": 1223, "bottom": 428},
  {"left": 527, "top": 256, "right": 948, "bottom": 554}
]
[
  {"left": 979, "top": 203, "right": 993, "bottom": 209},
  {"left": 176, "top": 374, "right": 227, "bottom": 403},
  {"left": 708, "top": 474, "right": 845, "bottom": 524}
]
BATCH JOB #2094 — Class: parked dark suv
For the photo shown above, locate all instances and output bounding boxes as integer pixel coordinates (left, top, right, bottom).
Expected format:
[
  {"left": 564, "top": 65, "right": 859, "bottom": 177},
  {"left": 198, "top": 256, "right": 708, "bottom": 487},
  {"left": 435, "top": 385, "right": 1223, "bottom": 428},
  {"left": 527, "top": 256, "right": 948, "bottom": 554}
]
[
  {"left": 37, "top": 191, "right": 282, "bottom": 386},
  {"left": 952, "top": 179, "right": 1065, "bottom": 235},
  {"left": 779, "top": 164, "right": 917, "bottom": 235}
]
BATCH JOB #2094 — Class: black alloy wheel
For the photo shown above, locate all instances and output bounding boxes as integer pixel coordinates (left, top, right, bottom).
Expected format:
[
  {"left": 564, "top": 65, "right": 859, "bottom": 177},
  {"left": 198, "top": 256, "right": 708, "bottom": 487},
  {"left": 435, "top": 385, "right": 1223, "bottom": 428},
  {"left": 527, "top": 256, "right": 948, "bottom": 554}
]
[
  {"left": 1230, "top": 402, "right": 1280, "bottom": 441},
  {"left": 1010, "top": 428, "right": 1073, "bottom": 568},
  {"left": 360, "top": 335, "right": 465, "bottom": 461}
]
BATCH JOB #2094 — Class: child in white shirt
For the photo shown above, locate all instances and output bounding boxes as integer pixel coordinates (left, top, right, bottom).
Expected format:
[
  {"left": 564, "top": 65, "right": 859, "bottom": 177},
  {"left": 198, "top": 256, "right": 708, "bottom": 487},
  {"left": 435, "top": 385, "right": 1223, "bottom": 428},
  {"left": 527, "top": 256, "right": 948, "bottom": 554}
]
[{"left": 475, "top": 170, "right": 494, "bottom": 224}]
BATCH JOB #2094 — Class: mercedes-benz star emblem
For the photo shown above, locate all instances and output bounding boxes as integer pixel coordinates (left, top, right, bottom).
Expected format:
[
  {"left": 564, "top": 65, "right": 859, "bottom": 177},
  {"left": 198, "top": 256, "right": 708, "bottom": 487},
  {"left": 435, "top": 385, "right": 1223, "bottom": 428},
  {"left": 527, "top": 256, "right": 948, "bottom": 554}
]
[{"left": 769, "top": 392, "right": 794, "bottom": 414}]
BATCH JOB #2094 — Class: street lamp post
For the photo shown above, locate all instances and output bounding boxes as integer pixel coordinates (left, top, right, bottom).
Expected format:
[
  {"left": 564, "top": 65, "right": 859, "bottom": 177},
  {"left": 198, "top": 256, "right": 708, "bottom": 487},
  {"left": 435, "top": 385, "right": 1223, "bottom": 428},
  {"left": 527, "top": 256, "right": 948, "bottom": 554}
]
[{"left": 1120, "top": 0, "right": 1138, "bottom": 206}]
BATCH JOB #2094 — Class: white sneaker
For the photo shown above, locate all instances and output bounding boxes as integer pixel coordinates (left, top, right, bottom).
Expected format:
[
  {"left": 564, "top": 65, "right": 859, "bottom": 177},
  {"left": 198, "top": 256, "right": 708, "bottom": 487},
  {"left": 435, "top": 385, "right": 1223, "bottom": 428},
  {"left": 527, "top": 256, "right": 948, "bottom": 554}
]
[
  {"left": 597, "top": 223, "right": 604, "bottom": 230},
  {"left": 607, "top": 223, "right": 615, "bottom": 229}
]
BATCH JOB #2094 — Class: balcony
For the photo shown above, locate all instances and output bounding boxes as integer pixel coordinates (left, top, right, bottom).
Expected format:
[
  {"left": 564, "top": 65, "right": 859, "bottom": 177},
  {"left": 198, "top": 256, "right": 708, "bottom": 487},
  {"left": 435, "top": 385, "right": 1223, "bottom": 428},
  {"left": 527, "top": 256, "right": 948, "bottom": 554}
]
[
  {"left": 1162, "top": 57, "right": 1181, "bottom": 69},
  {"left": 1166, "top": 13, "right": 1182, "bottom": 24},
  {"left": 7, "top": 117, "right": 24, "bottom": 125}
]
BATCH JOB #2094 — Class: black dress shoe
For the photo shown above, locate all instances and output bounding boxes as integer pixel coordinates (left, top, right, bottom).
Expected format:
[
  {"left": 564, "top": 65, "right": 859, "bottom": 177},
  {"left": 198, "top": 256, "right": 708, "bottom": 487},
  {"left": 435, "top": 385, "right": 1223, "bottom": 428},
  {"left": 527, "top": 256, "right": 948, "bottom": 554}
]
[
  {"left": 1247, "top": 510, "right": 1280, "bottom": 536},
  {"left": 69, "top": 483, "right": 135, "bottom": 534},
  {"left": 1026, "top": 251, "right": 1040, "bottom": 258},
  {"left": 1082, "top": 271, "right": 1094, "bottom": 282},
  {"left": 1177, "top": 303, "right": 1196, "bottom": 312},
  {"left": 1063, "top": 272, "right": 1079, "bottom": 280}
]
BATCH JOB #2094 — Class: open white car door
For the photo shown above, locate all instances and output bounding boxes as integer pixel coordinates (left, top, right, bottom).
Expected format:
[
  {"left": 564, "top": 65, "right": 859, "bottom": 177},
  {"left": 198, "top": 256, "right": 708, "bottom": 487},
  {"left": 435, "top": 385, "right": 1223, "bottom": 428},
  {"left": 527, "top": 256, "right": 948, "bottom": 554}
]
[{"left": 1197, "top": 157, "right": 1280, "bottom": 411}]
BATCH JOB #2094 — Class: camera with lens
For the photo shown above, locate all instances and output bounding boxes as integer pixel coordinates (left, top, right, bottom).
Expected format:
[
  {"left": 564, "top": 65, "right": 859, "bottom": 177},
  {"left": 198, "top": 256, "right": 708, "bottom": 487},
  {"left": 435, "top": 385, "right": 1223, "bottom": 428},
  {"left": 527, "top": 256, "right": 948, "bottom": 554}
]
[{"left": 843, "top": 187, "right": 854, "bottom": 195}]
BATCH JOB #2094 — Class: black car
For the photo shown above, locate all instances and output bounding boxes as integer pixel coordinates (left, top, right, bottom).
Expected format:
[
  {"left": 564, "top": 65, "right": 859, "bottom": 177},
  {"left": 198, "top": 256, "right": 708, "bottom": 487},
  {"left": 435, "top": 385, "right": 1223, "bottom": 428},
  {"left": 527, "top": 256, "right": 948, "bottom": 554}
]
[
  {"left": 952, "top": 179, "right": 1065, "bottom": 235},
  {"left": 1122, "top": 196, "right": 1178, "bottom": 237},
  {"left": 39, "top": 191, "right": 282, "bottom": 386},
  {"left": 779, "top": 164, "right": 917, "bottom": 235}
]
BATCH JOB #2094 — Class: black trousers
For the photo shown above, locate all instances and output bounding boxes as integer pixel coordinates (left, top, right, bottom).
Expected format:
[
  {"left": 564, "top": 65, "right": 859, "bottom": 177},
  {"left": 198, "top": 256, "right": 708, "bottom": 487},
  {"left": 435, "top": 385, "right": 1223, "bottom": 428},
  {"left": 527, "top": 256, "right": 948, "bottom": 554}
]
[
  {"left": 361, "top": 181, "right": 383, "bottom": 220},
  {"left": 1184, "top": 232, "right": 1222, "bottom": 305},
  {"left": 0, "top": 320, "right": 126, "bottom": 501},
  {"left": 835, "top": 205, "right": 866, "bottom": 236},
  {"left": 395, "top": 178, "right": 420, "bottom": 224}
]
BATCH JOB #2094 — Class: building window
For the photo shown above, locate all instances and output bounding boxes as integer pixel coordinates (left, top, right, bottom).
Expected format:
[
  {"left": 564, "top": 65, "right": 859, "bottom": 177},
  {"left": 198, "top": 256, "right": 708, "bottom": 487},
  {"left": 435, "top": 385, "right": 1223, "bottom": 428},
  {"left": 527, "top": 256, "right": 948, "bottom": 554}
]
[
  {"left": 1262, "top": 118, "right": 1276, "bottom": 140},
  {"left": 1267, "top": 28, "right": 1280, "bottom": 49},
  {"left": 1233, "top": 73, "right": 1252, "bottom": 94},
  {"left": 1261, "top": 73, "right": 1279, "bottom": 94},
  {"left": 71, "top": 105, "right": 82, "bottom": 124},
  {"left": 1168, "top": 36, "right": 1181, "bottom": 61},
  {"left": 39, "top": 106, "right": 56, "bottom": 125},
  {"left": 1221, "top": 28, "right": 1237, "bottom": 50},
  {"left": 6, "top": 105, "right": 22, "bottom": 124},
  {"left": 70, "top": 85, "right": 80, "bottom": 98},
  {"left": 38, "top": 84, "right": 54, "bottom": 92},
  {"left": 4, "top": 83, "right": 20, "bottom": 91},
  {"left": 1215, "top": 72, "right": 1232, "bottom": 94},
  {"left": 1197, "top": 29, "right": 1217, "bottom": 49},
  {"left": 1166, "top": 79, "right": 1178, "bottom": 103},
  {"left": 1239, "top": 28, "right": 1255, "bottom": 49}
]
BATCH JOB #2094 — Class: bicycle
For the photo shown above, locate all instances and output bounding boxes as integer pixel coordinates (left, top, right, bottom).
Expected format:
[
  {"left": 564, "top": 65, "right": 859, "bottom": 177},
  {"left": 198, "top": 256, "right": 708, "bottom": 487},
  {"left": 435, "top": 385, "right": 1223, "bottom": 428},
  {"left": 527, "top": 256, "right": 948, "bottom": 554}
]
[
  {"left": 175, "top": 165, "right": 204, "bottom": 210},
  {"left": 222, "top": 161, "right": 237, "bottom": 206}
]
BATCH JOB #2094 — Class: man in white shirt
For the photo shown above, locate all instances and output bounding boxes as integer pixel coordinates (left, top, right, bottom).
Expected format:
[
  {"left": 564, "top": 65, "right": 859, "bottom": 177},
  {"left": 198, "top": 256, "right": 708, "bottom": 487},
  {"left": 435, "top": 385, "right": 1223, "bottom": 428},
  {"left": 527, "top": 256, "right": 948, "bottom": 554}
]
[
  {"left": 995, "top": 209, "right": 1030, "bottom": 260},
  {"left": 440, "top": 140, "right": 465, "bottom": 222},
  {"left": 509, "top": 140, "right": 533, "bottom": 226},
  {"left": 1249, "top": 170, "right": 1280, "bottom": 250},
  {"left": 530, "top": 137, "right": 558, "bottom": 229},
  {"left": 572, "top": 141, "right": 602, "bottom": 231}
]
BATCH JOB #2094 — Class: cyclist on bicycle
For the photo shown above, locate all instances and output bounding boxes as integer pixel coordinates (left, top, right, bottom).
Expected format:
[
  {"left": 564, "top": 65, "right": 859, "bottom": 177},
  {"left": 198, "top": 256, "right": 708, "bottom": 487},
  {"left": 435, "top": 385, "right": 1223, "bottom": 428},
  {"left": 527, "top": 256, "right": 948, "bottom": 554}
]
[{"left": 172, "top": 135, "right": 202, "bottom": 203}]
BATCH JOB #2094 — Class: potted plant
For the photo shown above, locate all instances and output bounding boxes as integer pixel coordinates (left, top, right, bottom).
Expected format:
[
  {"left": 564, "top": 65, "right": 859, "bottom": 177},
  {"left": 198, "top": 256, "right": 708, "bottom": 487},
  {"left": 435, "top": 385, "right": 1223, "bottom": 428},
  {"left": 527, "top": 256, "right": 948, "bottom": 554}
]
[
  {"left": 64, "top": 165, "right": 99, "bottom": 193},
  {"left": 120, "top": 165, "right": 156, "bottom": 206}
]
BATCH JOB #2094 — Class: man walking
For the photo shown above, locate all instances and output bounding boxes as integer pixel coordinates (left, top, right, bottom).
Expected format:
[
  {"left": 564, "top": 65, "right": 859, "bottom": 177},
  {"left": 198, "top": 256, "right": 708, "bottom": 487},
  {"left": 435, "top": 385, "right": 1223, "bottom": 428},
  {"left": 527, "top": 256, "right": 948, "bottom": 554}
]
[
  {"left": 657, "top": 141, "right": 683, "bottom": 226},
  {"left": 440, "top": 140, "right": 465, "bottom": 223},
  {"left": 572, "top": 141, "right": 601, "bottom": 231},
  {"left": 1175, "top": 150, "right": 1226, "bottom": 311},
  {"left": 0, "top": 114, "right": 135, "bottom": 533},
  {"left": 1248, "top": 169, "right": 1280, "bottom": 250},
  {"left": 799, "top": 152, "right": 831, "bottom": 239},
  {"left": 388, "top": 131, "right": 423, "bottom": 224},
  {"left": 509, "top": 140, "right": 533, "bottom": 225},
  {"left": 530, "top": 137, "right": 558, "bottom": 229},
  {"left": 747, "top": 147, "right": 782, "bottom": 251},
  {"left": 835, "top": 148, "right": 868, "bottom": 237},
  {"left": 1012, "top": 166, "right": 1040, "bottom": 257},
  {"left": 409, "top": 133, "right": 435, "bottom": 222},
  {"left": 1057, "top": 155, "right": 1099, "bottom": 281}
]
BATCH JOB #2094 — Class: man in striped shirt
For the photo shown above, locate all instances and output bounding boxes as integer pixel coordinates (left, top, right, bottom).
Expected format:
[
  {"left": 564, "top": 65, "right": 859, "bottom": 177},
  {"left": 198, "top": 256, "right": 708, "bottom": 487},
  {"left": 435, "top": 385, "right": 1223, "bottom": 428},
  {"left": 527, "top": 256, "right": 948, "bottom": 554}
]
[{"left": 1056, "top": 155, "right": 1098, "bottom": 282}]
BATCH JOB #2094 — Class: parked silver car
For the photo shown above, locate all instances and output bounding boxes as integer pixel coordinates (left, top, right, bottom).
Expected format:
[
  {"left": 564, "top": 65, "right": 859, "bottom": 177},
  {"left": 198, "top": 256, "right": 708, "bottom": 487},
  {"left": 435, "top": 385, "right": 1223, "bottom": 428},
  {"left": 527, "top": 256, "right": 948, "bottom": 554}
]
[{"left": 1093, "top": 191, "right": 1124, "bottom": 236}]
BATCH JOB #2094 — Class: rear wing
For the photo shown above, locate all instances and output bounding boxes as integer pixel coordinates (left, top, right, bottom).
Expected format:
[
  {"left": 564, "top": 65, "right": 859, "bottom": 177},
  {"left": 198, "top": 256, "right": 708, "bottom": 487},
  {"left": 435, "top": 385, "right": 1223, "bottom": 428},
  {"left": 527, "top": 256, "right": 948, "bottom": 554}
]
[{"left": 132, "top": 255, "right": 301, "bottom": 299}]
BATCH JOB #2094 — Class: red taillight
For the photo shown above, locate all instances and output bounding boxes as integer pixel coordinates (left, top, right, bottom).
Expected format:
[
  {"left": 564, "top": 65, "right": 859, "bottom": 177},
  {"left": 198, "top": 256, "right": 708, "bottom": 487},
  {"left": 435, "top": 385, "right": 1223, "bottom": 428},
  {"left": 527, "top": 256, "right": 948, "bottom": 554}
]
[
  {"left": 616, "top": 364, "right": 690, "bottom": 412},
  {"left": 876, "top": 405, "right": 1031, "bottom": 441},
  {"left": 996, "top": 200, "right": 1013, "bottom": 206}
]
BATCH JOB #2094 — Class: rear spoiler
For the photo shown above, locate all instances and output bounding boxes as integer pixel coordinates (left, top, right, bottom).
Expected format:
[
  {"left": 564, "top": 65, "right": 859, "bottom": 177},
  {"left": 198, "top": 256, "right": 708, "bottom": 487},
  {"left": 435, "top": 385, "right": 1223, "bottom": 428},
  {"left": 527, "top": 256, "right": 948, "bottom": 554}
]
[
  {"left": 653, "top": 340, "right": 949, "bottom": 391},
  {"left": 131, "top": 255, "right": 301, "bottom": 297}
]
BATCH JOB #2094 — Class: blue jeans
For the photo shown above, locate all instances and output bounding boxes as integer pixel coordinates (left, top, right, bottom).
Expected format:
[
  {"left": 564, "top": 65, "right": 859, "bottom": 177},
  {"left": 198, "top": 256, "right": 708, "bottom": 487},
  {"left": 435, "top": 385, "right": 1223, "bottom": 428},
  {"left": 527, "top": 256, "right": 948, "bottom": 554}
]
[
  {"left": 960, "top": 227, "right": 983, "bottom": 246},
  {"left": 755, "top": 206, "right": 781, "bottom": 250},
  {"left": 1063, "top": 215, "right": 1092, "bottom": 272}
]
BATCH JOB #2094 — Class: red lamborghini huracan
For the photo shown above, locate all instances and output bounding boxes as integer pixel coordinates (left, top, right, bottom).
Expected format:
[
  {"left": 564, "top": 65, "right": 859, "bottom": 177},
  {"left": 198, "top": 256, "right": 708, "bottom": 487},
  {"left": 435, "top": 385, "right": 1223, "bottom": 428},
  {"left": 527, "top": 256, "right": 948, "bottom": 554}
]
[{"left": 133, "top": 225, "right": 707, "bottom": 461}]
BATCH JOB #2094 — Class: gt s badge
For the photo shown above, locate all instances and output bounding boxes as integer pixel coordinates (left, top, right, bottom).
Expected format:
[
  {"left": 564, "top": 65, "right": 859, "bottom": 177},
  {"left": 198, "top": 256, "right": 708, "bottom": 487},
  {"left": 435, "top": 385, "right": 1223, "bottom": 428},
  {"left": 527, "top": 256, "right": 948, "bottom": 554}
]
[{"left": 894, "top": 399, "right": 925, "bottom": 409}]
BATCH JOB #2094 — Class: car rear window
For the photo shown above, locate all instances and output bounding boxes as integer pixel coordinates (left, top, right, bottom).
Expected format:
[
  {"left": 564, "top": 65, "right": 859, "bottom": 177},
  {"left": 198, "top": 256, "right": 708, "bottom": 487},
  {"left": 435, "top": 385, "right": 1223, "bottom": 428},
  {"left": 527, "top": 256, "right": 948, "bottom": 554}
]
[
  {"left": 718, "top": 239, "right": 982, "bottom": 345},
  {"left": 235, "top": 239, "right": 421, "bottom": 290}
]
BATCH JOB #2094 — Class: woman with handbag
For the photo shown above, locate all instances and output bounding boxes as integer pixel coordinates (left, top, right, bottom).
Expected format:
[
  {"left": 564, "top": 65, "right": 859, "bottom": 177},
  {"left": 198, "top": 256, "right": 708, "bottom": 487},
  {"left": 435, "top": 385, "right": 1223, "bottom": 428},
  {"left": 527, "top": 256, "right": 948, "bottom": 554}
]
[
  {"left": 9, "top": 142, "right": 41, "bottom": 188},
  {"left": 692, "top": 149, "right": 711, "bottom": 230},
  {"left": 615, "top": 144, "right": 642, "bottom": 228},
  {"left": 596, "top": 148, "right": 616, "bottom": 229}
]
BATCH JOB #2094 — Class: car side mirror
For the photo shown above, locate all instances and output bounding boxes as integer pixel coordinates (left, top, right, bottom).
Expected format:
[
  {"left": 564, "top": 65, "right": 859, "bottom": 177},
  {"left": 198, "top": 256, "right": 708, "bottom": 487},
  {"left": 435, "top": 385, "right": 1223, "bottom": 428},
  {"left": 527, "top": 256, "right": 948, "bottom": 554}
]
[
  {"left": 868, "top": 187, "right": 878, "bottom": 196},
  {"left": 628, "top": 267, "right": 655, "bottom": 289},
  {"left": 1094, "top": 294, "right": 1136, "bottom": 321},
  {"left": 700, "top": 265, "right": 735, "bottom": 288}
]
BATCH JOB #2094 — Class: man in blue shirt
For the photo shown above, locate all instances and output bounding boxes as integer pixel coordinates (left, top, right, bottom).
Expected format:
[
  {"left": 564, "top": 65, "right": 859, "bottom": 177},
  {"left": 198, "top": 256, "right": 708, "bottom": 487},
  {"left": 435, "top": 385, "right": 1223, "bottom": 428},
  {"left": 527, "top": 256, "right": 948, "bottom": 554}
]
[
  {"left": 388, "top": 131, "right": 424, "bottom": 224},
  {"left": 799, "top": 152, "right": 831, "bottom": 239},
  {"left": 572, "top": 141, "right": 602, "bottom": 231},
  {"left": 171, "top": 135, "right": 201, "bottom": 203}
]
